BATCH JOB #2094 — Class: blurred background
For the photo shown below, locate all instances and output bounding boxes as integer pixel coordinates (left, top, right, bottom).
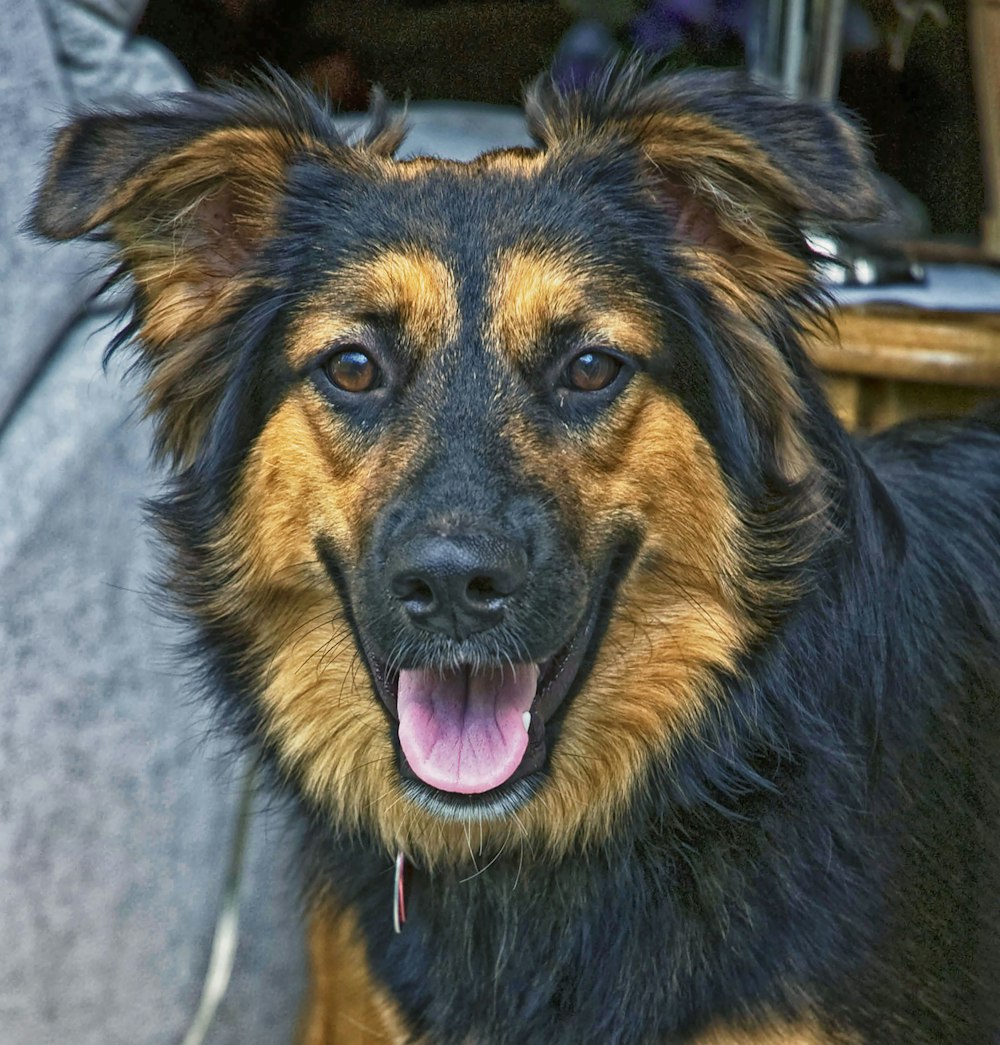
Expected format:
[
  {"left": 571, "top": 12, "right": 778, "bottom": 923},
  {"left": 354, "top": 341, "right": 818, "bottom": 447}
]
[{"left": 136, "top": 0, "right": 985, "bottom": 239}]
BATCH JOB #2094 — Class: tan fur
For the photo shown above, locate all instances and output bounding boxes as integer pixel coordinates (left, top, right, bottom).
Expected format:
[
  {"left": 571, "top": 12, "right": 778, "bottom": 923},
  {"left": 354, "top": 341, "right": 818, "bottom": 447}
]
[
  {"left": 682, "top": 253, "right": 817, "bottom": 485},
  {"left": 632, "top": 122, "right": 818, "bottom": 487},
  {"left": 530, "top": 104, "right": 829, "bottom": 266},
  {"left": 83, "top": 127, "right": 337, "bottom": 466},
  {"left": 42, "top": 123, "right": 398, "bottom": 466},
  {"left": 287, "top": 250, "right": 460, "bottom": 369},
  {"left": 298, "top": 900, "right": 414, "bottom": 1045},
  {"left": 488, "top": 247, "right": 660, "bottom": 365},
  {"left": 497, "top": 96, "right": 823, "bottom": 488},
  {"left": 108, "top": 130, "right": 294, "bottom": 465},
  {"left": 527, "top": 96, "right": 825, "bottom": 489},
  {"left": 690, "top": 1015, "right": 859, "bottom": 1045},
  {"left": 498, "top": 377, "right": 752, "bottom": 854},
  {"left": 391, "top": 148, "right": 545, "bottom": 182},
  {"left": 468, "top": 147, "right": 546, "bottom": 177}
]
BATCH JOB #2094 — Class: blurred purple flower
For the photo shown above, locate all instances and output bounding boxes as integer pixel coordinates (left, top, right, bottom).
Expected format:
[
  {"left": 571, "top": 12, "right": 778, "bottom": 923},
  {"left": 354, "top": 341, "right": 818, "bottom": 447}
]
[
  {"left": 551, "top": 20, "right": 620, "bottom": 91},
  {"left": 552, "top": 0, "right": 877, "bottom": 93},
  {"left": 632, "top": 0, "right": 873, "bottom": 56},
  {"left": 632, "top": 0, "right": 748, "bottom": 53}
]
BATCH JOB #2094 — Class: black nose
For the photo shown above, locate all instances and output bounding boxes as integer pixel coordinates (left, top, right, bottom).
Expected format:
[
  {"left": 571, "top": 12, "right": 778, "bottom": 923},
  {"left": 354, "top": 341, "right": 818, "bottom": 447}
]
[{"left": 389, "top": 532, "right": 528, "bottom": 640}]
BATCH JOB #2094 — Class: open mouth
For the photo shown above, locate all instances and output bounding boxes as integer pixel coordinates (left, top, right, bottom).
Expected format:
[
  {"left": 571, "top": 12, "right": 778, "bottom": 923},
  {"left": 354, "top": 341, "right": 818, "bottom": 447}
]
[{"left": 361, "top": 564, "right": 615, "bottom": 804}]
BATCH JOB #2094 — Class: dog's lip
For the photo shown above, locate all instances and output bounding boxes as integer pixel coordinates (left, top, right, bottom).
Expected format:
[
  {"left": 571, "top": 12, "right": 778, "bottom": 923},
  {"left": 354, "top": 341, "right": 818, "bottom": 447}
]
[
  {"left": 532, "top": 587, "right": 603, "bottom": 724},
  {"left": 366, "top": 574, "right": 604, "bottom": 731}
]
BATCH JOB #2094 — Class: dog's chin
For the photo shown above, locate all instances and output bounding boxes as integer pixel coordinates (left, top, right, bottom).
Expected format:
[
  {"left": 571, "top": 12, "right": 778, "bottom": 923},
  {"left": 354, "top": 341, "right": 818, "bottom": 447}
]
[{"left": 357, "top": 557, "right": 622, "bottom": 820}]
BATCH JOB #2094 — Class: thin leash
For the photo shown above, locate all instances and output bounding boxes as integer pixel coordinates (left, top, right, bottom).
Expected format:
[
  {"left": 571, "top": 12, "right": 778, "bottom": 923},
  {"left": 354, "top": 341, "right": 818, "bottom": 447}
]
[
  {"left": 180, "top": 753, "right": 258, "bottom": 1045},
  {"left": 180, "top": 754, "right": 409, "bottom": 1044},
  {"left": 393, "top": 848, "right": 408, "bottom": 933}
]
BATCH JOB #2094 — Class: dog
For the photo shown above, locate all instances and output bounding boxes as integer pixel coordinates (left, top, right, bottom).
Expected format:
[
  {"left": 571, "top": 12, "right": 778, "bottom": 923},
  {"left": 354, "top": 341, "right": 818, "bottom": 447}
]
[{"left": 32, "top": 65, "right": 1000, "bottom": 1044}]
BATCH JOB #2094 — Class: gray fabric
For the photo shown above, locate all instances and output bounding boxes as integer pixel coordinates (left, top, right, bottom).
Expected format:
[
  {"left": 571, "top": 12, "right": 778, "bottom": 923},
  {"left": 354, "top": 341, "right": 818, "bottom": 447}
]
[
  {"left": 1, "top": 4, "right": 305, "bottom": 1043},
  {"left": 1, "top": 306, "right": 307, "bottom": 1044},
  {"left": 0, "top": 0, "right": 98, "bottom": 426},
  {"left": 39, "top": 0, "right": 188, "bottom": 104},
  {"left": 382, "top": 100, "right": 532, "bottom": 160},
  {"left": 0, "top": 0, "right": 188, "bottom": 428}
]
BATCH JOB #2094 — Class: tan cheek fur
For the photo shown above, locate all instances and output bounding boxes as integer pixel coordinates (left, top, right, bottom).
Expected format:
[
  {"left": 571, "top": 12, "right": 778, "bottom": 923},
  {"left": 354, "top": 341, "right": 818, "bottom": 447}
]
[{"left": 215, "top": 393, "right": 417, "bottom": 845}]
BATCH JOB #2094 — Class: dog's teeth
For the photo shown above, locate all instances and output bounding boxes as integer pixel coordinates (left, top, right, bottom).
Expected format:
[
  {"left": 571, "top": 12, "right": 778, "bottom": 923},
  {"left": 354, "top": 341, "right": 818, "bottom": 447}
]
[{"left": 522, "top": 712, "right": 531, "bottom": 732}]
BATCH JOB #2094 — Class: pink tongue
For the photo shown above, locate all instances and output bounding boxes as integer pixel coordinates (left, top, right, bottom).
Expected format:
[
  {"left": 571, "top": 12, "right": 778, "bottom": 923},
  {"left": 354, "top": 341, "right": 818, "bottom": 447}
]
[{"left": 397, "top": 663, "right": 538, "bottom": 794}]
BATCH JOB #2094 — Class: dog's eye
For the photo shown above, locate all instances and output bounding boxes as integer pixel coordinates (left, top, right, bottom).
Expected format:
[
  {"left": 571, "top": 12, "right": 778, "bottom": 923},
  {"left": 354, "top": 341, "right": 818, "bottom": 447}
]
[
  {"left": 563, "top": 351, "right": 622, "bottom": 393},
  {"left": 322, "top": 348, "right": 381, "bottom": 394}
]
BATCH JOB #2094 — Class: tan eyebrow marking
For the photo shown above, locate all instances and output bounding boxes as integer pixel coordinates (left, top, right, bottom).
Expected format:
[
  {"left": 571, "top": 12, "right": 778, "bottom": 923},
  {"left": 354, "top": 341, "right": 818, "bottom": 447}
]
[
  {"left": 286, "top": 248, "right": 459, "bottom": 368},
  {"left": 486, "top": 247, "right": 660, "bottom": 366}
]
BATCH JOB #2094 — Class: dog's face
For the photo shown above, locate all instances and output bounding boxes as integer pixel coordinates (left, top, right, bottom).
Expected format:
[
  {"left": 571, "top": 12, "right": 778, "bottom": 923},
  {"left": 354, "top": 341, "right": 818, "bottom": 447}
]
[
  {"left": 33, "top": 69, "right": 879, "bottom": 863},
  {"left": 244, "top": 156, "right": 750, "bottom": 840}
]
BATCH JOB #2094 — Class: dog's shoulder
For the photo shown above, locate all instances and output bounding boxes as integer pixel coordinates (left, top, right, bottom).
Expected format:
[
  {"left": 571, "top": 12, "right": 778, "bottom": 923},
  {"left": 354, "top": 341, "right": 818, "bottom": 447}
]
[{"left": 860, "top": 411, "right": 1000, "bottom": 536}]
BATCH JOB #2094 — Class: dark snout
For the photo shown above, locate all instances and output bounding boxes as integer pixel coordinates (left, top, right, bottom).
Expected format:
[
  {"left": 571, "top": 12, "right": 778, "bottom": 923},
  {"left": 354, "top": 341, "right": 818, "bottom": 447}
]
[
  {"left": 356, "top": 462, "right": 588, "bottom": 672},
  {"left": 388, "top": 532, "right": 528, "bottom": 641}
]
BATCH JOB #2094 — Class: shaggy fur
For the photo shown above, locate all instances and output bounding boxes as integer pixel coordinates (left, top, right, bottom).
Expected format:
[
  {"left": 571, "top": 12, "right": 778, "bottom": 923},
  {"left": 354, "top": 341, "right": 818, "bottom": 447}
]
[{"left": 33, "top": 65, "right": 1000, "bottom": 1045}]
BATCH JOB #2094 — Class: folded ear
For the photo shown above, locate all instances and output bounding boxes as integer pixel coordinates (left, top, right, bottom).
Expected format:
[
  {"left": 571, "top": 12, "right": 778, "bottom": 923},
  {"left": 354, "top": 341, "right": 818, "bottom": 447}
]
[
  {"left": 527, "top": 66, "right": 886, "bottom": 489},
  {"left": 525, "top": 65, "right": 884, "bottom": 303},
  {"left": 31, "top": 74, "right": 403, "bottom": 466}
]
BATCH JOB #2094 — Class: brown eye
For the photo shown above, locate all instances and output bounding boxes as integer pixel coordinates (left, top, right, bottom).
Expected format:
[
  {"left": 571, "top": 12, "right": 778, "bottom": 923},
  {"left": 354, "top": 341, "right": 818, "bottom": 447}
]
[
  {"left": 323, "top": 348, "right": 380, "bottom": 393},
  {"left": 563, "top": 351, "right": 622, "bottom": 393}
]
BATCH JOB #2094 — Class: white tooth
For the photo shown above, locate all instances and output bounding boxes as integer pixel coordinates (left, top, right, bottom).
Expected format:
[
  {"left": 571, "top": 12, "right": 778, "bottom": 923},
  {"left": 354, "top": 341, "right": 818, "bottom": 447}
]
[{"left": 522, "top": 712, "right": 532, "bottom": 733}]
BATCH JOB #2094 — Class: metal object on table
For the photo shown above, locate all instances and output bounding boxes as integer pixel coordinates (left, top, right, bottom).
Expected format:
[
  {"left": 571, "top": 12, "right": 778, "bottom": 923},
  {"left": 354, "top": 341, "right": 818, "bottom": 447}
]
[
  {"left": 746, "top": 0, "right": 929, "bottom": 288},
  {"left": 805, "top": 227, "right": 926, "bottom": 287}
]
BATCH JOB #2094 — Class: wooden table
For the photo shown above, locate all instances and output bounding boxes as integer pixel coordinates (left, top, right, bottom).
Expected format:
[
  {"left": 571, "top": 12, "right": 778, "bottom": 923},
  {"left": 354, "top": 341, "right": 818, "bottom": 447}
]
[
  {"left": 970, "top": 0, "right": 1000, "bottom": 256},
  {"left": 808, "top": 306, "right": 1000, "bottom": 431}
]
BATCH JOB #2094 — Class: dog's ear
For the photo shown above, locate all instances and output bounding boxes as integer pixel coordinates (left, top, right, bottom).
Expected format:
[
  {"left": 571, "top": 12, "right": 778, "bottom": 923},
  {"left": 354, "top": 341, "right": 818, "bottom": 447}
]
[
  {"left": 526, "top": 66, "right": 883, "bottom": 302},
  {"left": 527, "top": 66, "right": 885, "bottom": 486},
  {"left": 31, "top": 75, "right": 403, "bottom": 467}
]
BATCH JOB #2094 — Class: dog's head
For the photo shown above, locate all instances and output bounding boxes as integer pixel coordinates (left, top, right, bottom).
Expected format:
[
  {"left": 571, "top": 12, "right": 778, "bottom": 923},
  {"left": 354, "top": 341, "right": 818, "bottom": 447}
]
[{"left": 33, "top": 67, "right": 879, "bottom": 863}]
